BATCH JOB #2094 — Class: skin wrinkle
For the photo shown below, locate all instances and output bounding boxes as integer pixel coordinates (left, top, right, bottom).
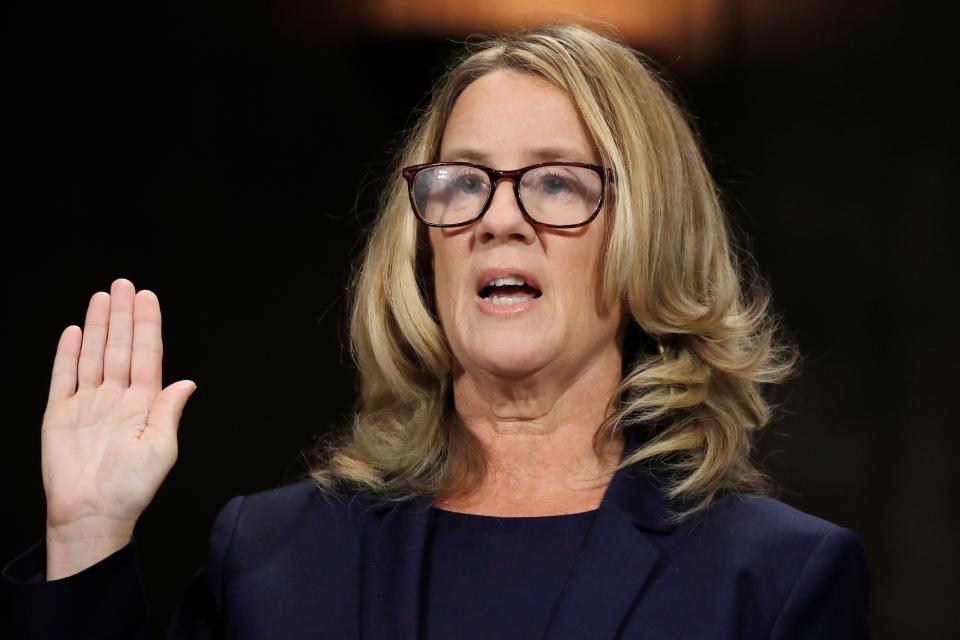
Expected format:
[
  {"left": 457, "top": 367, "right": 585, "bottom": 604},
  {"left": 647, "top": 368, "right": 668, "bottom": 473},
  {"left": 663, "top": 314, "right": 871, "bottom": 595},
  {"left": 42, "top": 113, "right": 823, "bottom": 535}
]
[{"left": 429, "top": 70, "right": 625, "bottom": 513}]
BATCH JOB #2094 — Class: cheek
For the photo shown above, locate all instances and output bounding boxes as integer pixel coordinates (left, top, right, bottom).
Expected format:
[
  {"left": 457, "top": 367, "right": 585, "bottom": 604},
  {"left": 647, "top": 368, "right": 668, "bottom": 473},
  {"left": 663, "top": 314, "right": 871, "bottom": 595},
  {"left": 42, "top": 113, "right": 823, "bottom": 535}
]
[
  {"left": 558, "top": 229, "right": 607, "bottom": 320},
  {"left": 563, "top": 230, "right": 604, "bottom": 289},
  {"left": 428, "top": 234, "right": 466, "bottom": 316}
]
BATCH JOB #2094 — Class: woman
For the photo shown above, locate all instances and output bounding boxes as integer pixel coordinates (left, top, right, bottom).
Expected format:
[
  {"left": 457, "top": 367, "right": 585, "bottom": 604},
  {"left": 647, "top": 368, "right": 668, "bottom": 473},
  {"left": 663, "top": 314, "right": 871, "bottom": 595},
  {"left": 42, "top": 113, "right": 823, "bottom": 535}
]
[{"left": 4, "top": 24, "right": 869, "bottom": 639}]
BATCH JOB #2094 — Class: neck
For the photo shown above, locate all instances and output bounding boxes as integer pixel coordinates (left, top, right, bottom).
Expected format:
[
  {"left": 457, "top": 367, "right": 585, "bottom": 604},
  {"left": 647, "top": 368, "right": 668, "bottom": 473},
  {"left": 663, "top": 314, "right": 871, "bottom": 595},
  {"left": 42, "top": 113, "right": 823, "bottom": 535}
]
[{"left": 436, "top": 341, "right": 625, "bottom": 516}]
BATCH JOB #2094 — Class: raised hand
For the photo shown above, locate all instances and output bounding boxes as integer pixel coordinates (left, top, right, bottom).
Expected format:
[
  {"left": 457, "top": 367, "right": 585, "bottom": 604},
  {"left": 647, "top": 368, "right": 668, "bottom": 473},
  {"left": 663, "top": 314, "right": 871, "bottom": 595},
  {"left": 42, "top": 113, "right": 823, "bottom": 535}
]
[{"left": 41, "top": 279, "right": 196, "bottom": 579}]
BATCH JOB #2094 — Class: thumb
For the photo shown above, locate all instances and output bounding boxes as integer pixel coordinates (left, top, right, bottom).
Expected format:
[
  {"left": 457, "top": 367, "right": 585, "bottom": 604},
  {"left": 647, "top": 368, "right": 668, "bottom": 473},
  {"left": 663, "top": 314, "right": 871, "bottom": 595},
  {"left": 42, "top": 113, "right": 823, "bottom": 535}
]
[{"left": 148, "top": 380, "right": 198, "bottom": 436}]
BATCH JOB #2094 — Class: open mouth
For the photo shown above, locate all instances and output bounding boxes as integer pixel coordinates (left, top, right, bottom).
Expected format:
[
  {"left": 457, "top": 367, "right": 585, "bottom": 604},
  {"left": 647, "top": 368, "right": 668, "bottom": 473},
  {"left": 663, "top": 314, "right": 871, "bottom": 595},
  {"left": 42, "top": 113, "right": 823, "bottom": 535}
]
[{"left": 478, "top": 275, "right": 543, "bottom": 307}]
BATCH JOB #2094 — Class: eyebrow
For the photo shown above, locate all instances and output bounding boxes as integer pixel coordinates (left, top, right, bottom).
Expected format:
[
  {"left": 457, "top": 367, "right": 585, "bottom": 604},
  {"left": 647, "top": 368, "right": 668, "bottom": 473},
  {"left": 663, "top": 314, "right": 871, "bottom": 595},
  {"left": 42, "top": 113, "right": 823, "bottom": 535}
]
[{"left": 440, "top": 146, "right": 594, "bottom": 165}]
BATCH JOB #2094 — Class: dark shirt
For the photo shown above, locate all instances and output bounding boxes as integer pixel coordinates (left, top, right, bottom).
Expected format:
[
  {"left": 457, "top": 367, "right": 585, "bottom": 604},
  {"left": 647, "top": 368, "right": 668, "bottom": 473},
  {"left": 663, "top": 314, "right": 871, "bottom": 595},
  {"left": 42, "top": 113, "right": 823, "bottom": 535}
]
[{"left": 425, "top": 508, "right": 597, "bottom": 639}]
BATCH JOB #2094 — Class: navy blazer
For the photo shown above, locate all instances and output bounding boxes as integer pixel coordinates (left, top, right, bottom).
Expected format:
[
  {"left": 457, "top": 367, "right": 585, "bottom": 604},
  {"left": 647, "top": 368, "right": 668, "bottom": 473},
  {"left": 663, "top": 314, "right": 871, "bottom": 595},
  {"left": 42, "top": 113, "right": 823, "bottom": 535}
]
[{"left": 4, "top": 436, "right": 870, "bottom": 639}]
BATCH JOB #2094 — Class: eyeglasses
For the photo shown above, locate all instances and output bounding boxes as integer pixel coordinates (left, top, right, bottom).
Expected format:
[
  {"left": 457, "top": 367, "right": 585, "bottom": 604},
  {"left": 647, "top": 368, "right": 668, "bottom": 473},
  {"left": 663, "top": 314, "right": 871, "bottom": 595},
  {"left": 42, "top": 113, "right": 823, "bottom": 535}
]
[{"left": 401, "top": 161, "right": 615, "bottom": 229}]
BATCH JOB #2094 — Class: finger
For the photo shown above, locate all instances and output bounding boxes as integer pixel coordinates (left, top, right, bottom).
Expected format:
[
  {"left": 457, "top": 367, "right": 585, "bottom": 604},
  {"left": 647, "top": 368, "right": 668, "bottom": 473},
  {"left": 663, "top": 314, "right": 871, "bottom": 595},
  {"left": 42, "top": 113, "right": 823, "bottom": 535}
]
[
  {"left": 77, "top": 292, "right": 110, "bottom": 389},
  {"left": 48, "top": 326, "right": 82, "bottom": 403},
  {"left": 130, "top": 290, "right": 163, "bottom": 392},
  {"left": 146, "top": 380, "right": 197, "bottom": 437},
  {"left": 103, "top": 279, "right": 136, "bottom": 386}
]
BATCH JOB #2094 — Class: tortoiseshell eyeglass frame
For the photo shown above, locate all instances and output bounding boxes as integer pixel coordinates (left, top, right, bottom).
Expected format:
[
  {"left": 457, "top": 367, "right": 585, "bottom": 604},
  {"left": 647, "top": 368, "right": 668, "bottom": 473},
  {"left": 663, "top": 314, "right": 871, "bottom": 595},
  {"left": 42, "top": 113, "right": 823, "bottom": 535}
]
[{"left": 401, "top": 161, "right": 616, "bottom": 229}]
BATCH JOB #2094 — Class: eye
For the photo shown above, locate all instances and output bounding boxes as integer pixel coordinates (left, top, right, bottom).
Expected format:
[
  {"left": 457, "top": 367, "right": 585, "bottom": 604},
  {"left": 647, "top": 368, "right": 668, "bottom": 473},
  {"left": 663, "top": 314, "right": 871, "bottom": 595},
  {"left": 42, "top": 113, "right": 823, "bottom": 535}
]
[
  {"left": 540, "top": 173, "right": 570, "bottom": 195},
  {"left": 452, "top": 170, "right": 488, "bottom": 195}
]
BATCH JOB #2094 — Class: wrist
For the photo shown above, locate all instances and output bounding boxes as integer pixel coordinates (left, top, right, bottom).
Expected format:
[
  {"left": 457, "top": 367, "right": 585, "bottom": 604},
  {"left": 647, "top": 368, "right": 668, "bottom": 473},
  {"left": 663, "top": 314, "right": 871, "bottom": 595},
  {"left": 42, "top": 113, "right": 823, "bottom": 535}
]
[
  {"left": 46, "top": 512, "right": 136, "bottom": 543},
  {"left": 45, "top": 519, "right": 135, "bottom": 581}
]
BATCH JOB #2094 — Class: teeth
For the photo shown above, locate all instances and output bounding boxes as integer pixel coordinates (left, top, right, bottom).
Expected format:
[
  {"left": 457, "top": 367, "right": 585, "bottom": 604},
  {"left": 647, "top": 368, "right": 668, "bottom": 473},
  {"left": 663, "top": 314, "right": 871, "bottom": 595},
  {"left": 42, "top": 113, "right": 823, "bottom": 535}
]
[
  {"left": 489, "top": 295, "right": 526, "bottom": 306},
  {"left": 486, "top": 275, "right": 527, "bottom": 287}
]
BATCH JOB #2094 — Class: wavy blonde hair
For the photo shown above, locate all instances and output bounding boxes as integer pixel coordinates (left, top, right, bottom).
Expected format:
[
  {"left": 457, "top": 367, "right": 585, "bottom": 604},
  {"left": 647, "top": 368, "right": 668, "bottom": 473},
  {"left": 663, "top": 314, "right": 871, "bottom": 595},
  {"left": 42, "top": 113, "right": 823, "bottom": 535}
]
[{"left": 307, "top": 23, "right": 796, "bottom": 521}]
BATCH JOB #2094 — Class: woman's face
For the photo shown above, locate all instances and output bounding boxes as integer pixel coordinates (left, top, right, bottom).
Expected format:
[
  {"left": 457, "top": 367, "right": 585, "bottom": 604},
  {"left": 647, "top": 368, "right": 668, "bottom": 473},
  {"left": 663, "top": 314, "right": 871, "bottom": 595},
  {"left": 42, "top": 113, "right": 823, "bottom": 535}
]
[{"left": 430, "top": 69, "right": 623, "bottom": 382}]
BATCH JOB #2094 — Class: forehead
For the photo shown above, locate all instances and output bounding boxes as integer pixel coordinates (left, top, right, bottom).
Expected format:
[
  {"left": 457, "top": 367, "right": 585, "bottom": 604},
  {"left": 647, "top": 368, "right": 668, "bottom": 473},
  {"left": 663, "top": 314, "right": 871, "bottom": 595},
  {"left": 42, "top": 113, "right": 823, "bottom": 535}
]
[{"left": 440, "top": 69, "right": 599, "bottom": 165}]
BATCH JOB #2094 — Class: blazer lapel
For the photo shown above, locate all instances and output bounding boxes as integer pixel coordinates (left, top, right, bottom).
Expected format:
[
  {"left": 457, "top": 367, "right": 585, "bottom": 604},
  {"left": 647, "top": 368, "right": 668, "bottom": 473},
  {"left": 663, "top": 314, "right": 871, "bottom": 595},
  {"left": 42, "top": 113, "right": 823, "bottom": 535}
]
[
  {"left": 359, "top": 495, "right": 434, "bottom": 640},
  {"left": 543, "top": 431, "right": 681, "bottom": 640}
]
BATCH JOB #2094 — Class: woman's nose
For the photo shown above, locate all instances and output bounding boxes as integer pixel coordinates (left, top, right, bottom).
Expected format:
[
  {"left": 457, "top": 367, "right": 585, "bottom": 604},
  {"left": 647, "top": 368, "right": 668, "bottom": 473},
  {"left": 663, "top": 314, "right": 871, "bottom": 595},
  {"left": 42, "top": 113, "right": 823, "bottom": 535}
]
[{"left": 474, "top": 179, "right": 536, "bottom": 244}]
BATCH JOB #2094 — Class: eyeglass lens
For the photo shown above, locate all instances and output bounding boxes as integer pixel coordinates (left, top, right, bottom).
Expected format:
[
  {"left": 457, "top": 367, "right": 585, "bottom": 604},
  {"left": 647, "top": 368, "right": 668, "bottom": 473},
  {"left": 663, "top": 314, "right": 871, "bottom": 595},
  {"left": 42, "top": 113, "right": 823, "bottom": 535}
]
[{"left": 411, "top": 165, "right": 603, "bottom": 226}]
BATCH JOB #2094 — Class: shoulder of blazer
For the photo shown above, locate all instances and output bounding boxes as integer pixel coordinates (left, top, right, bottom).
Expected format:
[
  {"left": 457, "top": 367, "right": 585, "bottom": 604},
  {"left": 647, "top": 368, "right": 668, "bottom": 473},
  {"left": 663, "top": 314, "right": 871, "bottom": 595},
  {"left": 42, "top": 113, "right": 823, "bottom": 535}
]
[
  {"left": 221, "top": 478, "right": 392, "bottom": 557},
  {"left": 659, "top": 487, "right": 866, "bottom": 597},
  {"left": 610, "top": 428, "right": 855, "bottom": 550},
  {"left": 684, "top": 489, "right": 852, "bottom": 548}
]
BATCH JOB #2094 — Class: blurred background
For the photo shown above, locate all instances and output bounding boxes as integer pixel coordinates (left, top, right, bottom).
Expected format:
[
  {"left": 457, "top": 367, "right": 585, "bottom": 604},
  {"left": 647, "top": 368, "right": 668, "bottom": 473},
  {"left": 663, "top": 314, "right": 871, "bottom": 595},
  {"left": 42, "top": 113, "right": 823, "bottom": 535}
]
[{"left": 3, "top": 1, "right": 956, "bottom": 637}]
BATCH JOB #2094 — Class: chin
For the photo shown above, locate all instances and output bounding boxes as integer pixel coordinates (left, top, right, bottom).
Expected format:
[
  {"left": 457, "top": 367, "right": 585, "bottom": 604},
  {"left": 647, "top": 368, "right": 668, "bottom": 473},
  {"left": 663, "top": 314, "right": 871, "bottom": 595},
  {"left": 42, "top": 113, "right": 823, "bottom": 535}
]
[{"left": 460, "top": 339, "right": 556, "bottom": 380}]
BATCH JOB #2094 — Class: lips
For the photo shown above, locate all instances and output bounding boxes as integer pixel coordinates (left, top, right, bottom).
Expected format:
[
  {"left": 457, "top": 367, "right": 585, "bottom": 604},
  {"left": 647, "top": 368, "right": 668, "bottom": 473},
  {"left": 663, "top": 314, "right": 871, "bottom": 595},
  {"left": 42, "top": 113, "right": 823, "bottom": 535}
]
[{"left": 474, "top": 268, "right": 544, "bottom": 299}]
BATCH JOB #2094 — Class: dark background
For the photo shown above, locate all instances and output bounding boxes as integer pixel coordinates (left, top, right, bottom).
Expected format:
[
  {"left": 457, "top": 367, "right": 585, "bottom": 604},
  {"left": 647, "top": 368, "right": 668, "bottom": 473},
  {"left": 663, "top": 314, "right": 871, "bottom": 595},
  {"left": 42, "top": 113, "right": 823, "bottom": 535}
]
[{"left": 3, "top": 1, "right": 956, "bottom": 637}]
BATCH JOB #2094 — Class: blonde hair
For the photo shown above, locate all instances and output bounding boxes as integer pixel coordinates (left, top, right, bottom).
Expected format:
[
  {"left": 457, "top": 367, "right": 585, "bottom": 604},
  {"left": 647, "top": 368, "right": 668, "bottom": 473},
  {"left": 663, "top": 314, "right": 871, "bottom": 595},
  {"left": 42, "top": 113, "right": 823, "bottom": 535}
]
[{"left": 307, "top": 23, "right": 796, "bottom": 521}]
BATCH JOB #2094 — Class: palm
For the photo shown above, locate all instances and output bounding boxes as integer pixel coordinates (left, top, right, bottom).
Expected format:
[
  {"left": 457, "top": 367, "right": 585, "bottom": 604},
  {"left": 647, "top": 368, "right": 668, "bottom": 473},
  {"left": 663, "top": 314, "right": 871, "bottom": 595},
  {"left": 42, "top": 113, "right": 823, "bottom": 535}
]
[{"left": 41, "top": 279, "right": 196, "bottom": 537}]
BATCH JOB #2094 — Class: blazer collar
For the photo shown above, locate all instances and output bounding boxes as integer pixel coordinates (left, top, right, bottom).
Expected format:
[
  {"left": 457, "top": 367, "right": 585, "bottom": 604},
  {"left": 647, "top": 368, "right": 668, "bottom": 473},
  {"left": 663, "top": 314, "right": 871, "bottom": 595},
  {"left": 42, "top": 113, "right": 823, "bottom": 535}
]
[
  {"left": 599, "top": 427, "right": 686, "bottom": 533},
  {"left": 359, "top": 494, "right": 433, "bottom": 640},
  {"left": 542, "top": 428, "right": 682, "bottom": 639},
  {"left": 358, "top": 428, "right": 681, "bottom": 640}
]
